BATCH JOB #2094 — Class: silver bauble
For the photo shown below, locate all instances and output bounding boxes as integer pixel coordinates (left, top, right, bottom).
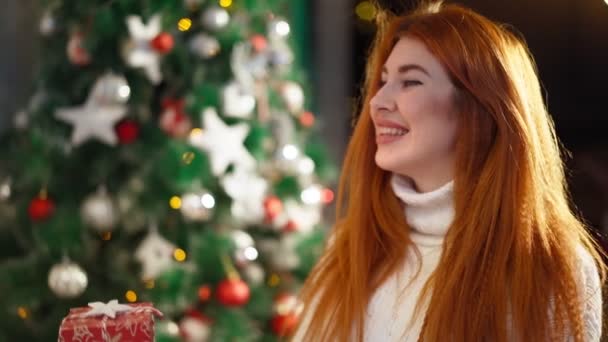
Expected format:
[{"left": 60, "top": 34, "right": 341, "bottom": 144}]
[
  {"left": 0, "top": 178, "right": 11, "bottom": 201},
  {"left": 189, "top": 33, "right": 220, "bottom": 59},
  {"left": 90, "top": 72, "right": 131, "bottom": 105},
  {"left": 221, "top": 81, "right": 255, "bottom": 119},
  {"left": 200, "top": 6, "right": 230, "bottom": 31},
  {"left": 280, "top": 81, "right": 305, "bottom": 113},
  {"left": 81, "top": 186, "right": 118, "bottom": 232},
  {"left": 39, "top": 11, "right": 57, "bottom": 36},
  {"left": 242, "top": 262, "right": 265, "bottom": 286},
  {"left": 180, "top": 190, "right": 215, "bottom": 222},
  {"left": 48, "top": 260, "right": 88, "bottom": 299}
]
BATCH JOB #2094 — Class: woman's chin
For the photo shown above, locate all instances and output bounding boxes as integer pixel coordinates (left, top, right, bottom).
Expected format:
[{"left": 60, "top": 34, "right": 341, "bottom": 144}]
[{"left": 374, "top": 154, "right": 410, "bottom": 174}]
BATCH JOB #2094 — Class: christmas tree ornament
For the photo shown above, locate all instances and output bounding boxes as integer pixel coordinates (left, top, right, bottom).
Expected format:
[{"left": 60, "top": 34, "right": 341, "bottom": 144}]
[
  {"left": 150, "top": 32, "right": 174, "bottom": 53},
  {"left": 299, "top": 111, "right": 315, "bottom": 127},
  {"left": 13, "top": 110, "right": 29, "bottom": 131},
  {"left": 221, "top": 168, "right": 268, "bottom": 223},
  {"left": 279, "top": 81, "right": 304, "bottom": 113},
  {"left": 229, "top": 230, "right": 258, "bottom": 265},
  {"left": 273, "top": 293, "right": 302, "bottom": 315},
  {"left": 267, "top": 40, "right": 294, "bottom": 71},
  {"left": 67, "top": 32, "right": 91, "bottom": 66},
  {"left": 90, "top": 72, "right": 131, "bottom": 105},
  {"left": 115, "top": 119, "right": 140, "bottom": 144},
  {"left": 272, "top": 199, "right": 321, "bottom": 233},
  {"left": 0, "top": 178, "right": 11, "bottom": 201},
  {"left": 270, "top": 312, "right": 299, "bottom": 337},
  {"left": 200, "top": 6, "right": 229, "bottom": 31},
  {"left": 39, "top": 11, "right": 56, "bottom": 36},
  {"left": 250, "top": 34, "right": 268, "bottom": 53},
  {"left": 216, "top": 278, "right": 250, "bottom": 307},
  {"left": 297, "top": 156, "right": 316, "bottom": 176},
  {"left": 157, "top": 320, "right": 180, "bottom": 339},
  {"left": 242, "top": 262, "right": 265, "bottom": 286},
  {"left": 81, "top": 186, "right": 118, "bottom": 232},
  {"left": 180, "top": 190, "right": 215, "bottom": 222},
  {"left": 263, "top": 196, "right": 283, "bottom": 221},
  {"left": 28, "top": 190, "right": 55, "bottom": 222},
  {"left": 159, "top": 98, "right": 192, "bottom": 138},
  {"left": 123, "top": 15, "right": 164, "bottom": 84},
  {"left": 189, "top": 33, "right": 220, "bottom": 59},
  {"left": 54, "top": 79, "right": 128, "bottom": 146},
  {"left": 258, "top": 236, "right": 300, "bottom": 271},
  {"left": 231, "top": 40, "right": 269, "bottom": 90},
  {"left": 135, "top": 225, "right": 176, "bottom": 280},
  {"left": 234, "top": 245, "right": 259, "bottom": 266},
  {"left": 188, "top": 107, "right": 255, "bottom": 176},
  {"left": 48, "top": 258, "right": 88, "bottom": 299},
  {"left": 179, "top": 313, "right": 211, "bottom": 342},
  {"left": 267, "top": 18, "right": 290, "bottom": 39},
  {"left": 197, "top": 285, "right": 212, "bottom": 302},
  {"left": 221, "top": 81, "right": 256, "bottom": 119}
]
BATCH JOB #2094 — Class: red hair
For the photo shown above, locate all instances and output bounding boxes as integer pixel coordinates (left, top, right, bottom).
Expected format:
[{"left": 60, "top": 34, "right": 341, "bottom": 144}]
[{"left": 295, "top": 2, "right": 606, "bottom": 341}]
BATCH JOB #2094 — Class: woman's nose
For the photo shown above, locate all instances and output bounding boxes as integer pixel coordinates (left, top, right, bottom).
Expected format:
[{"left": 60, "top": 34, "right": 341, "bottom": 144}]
[{"left": 370, "top": 86, "right": 396, "bottom": 113}]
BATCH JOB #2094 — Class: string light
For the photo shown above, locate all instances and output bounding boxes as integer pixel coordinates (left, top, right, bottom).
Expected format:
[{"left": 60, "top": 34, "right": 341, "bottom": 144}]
[
  {"left": 182, "top": 151, "right": 195, "bottom": 165},
  {"left": 169, "top": 196, "right": 182, "bottom": 209},
  {"left": 219, "top": 0, "right": 233, "bottom": 8},
  {"left": 174, "top": 248, "right": 187, "bottom": 262},
  {"left": 355, "top": 1, "right": 377, "bottom": 21},
  {"left": 268, "top": 273, "right": 281, "bottom": 287},
  {"left": 178, "top": 18, "right": 192, "bottom": 32},
  {"left": 125, "top": 290, "right": 137, "bottom": 302},
  {"left": 17, "top": 307, "right": 29, "bottom": 319}
]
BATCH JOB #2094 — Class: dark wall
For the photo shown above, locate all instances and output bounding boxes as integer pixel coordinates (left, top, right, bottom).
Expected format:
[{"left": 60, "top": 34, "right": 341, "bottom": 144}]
[{"left": 0, "top": 0, "right": 38, "bottom": 133}]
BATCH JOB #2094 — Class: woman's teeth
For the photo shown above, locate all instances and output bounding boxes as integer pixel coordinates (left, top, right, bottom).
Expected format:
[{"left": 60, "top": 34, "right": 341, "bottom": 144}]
[{"left": 377, "top": 127, "right": 408, "bottom": 136}]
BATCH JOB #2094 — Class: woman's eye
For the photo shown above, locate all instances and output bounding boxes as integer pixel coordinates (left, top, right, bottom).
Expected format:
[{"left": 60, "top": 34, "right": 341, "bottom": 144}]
[{"left": 402, "top": 80, "right": 422, "bottom": 87}]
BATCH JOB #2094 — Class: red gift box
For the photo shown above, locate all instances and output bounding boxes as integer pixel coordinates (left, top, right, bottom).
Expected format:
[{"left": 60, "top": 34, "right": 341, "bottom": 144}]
[{"left": 58, "top": 300, "right": 163, "bottom": 342}]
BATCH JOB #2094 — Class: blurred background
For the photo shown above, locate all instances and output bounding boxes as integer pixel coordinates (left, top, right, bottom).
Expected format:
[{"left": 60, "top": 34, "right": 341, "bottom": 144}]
[
  {"left": 0, "top": 0, "right": 607, "bottom": 340},
  {"left": 3, "top": 0, "right": 608, "bottom": 205}
]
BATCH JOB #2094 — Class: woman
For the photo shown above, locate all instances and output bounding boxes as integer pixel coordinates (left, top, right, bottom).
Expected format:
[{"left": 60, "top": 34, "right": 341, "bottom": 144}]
[{"left": 292, "top": 1, "right": 606, "bottom": 341}]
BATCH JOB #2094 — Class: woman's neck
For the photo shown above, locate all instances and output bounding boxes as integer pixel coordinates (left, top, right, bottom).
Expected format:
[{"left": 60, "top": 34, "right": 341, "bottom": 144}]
[{"left": 390, "top": 173, "right": 455, "bottom": 246}]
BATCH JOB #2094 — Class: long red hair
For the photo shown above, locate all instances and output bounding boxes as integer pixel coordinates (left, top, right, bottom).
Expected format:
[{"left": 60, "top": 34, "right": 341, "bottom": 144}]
[{"left": 295, "top": 2, "right": 606, "bottom": 341}]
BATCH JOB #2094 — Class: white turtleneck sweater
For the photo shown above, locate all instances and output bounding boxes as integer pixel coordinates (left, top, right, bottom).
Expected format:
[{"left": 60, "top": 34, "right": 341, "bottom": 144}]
[{"left": 293, "top": 174, "right": 603, "bottom": 341}]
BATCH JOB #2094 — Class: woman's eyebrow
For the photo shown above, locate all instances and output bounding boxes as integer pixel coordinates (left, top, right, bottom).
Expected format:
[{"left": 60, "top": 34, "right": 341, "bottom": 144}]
[{"left": 381, "top": 64, "right": 430, "bottom": 77}]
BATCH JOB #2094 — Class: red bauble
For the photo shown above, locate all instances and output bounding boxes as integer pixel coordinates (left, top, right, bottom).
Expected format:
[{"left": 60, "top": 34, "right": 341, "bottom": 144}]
[
  {"left": 263, "top": 196, "right": 283, "bottom": 221},
  {"left": 270, "top": 312, "right": 299, "bottom": 337},
  {"left": 150, "top": 32, "right": 174, "bottom": 53},
  {"left": 198, "top": 285, "right": 212, "bottom": 302},
  {"left": 115, "top": 119, "right": 140, "bottom": 144},
  {"left": 250, "top": 34, "right": 268, "bottom": 52},
  {"left": 159, "top": 98, "right": 192, "bottom": 138},
  {"left": 216, "top": 278, "right": 250, "bottom": 307},
  {"left": 28, "top": 196, "right": 55, "bottom": 221},
  {"left": 283, "top": 220, "right": 298, "bottom": 232},
  {"left": 67, "top": 32, "right": 91, "bottom": 66},
  {"left": 299, "top": 111, "right": 315, "bottom": 128}
]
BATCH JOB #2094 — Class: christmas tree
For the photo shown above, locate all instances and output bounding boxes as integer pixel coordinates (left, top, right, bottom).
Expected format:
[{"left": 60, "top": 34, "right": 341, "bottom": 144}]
[{"left": 0, "top": 0, "right": 336, "bottom": 340}]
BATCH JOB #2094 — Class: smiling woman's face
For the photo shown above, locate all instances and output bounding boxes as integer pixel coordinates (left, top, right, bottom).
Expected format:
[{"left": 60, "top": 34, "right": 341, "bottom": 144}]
[{"left": 370, "top": 36, "right": 459, "bottom": 190}]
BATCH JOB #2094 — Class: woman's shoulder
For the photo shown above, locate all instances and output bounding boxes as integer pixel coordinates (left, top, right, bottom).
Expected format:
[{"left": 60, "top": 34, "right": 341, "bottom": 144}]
[
  {"left": 574, "top": 244, "right": 602, "bottom": 297},
  {"left": 573, "top": 244, "right": 603, "bottom": 341}
]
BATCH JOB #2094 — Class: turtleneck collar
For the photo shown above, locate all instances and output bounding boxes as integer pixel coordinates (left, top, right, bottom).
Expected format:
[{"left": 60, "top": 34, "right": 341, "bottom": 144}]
[{"left": 390, "top": 173, "right": 455, "bottom": 247}]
